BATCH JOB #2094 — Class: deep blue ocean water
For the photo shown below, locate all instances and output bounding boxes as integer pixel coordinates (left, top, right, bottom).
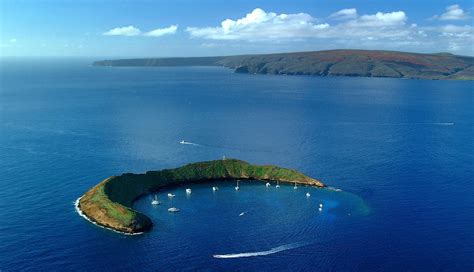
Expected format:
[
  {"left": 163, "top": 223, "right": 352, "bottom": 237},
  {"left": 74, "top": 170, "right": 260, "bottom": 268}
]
[{"left": 0, "top": 58, "right": 473, "bottom": 271}]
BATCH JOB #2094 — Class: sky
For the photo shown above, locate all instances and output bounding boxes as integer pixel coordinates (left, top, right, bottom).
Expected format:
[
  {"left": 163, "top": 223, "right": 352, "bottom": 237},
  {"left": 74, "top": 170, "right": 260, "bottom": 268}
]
[{"left": 1, "top": 0, "right": 473, "bottom": 57}]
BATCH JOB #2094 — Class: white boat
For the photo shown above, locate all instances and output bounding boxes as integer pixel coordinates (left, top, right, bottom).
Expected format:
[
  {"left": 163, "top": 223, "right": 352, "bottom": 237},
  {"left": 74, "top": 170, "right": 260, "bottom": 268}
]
[
  {"left": 239, "top": 212, "right": 245, "bottom": 216},
  {"left": 306, "top": 192, "right": 311, "bottom": 198},
  {"left": 318, "top": 207, "right": 322, "bottom": 212},
  {"left": 235, "top": 180, "right": 239, "bottom": 191},
  {"left": 293, "top": 182, "right": 298, "bottom": 189},
  {"left": 167, "top": 193, "right": 175, "bottom": 198},
  {"left": 275, "top": 181, "right": 280, "bottom": 188},
  {"left": 180, "top": 140, "right": 185, "bottom": 144},
  {"left": 186, "top": 188, "right": 192, "bottom": 194},
  {"left": 212, "top": 186, "right": 219, "bottom": 191},
  {"left": 319, "top": 203, "right": 323, "bottom": 208},
  {"left": 265, "top": 182, "right": 271, "bottom": 187},
  {"left": 151, "top": 195, "right": 160, "bottom": 205},
  {"left": 168, "top": 207, "right": 180, "bottom": 212}
]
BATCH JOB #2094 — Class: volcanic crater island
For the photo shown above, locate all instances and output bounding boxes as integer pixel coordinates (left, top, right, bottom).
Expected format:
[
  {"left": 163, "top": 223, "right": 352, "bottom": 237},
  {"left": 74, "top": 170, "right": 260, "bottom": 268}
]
[
  {"left": 93, "top": 49, "right": 474, "bottom": 80},
  {"left": 77, "top": 159, "right": 325, "bottom": 234}
]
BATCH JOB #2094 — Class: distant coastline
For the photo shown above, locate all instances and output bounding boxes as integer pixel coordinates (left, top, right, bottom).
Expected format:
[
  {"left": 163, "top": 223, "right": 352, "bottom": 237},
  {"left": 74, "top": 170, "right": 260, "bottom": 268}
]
[{"left": 93, "top": 49, "right": 474, "bottom": 80}]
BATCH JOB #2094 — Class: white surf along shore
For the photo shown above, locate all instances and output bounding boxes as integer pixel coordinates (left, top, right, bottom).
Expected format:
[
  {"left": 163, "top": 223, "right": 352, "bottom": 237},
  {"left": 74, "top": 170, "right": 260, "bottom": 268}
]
[{"left": 74, "top": 196, "right": 144, "bottom": 236}]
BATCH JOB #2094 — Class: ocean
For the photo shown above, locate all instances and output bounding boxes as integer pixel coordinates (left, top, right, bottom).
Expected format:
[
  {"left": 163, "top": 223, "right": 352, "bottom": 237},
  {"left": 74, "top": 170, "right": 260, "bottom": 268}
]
[{"left": 0, "top": 58, "right": 472, "bottom": 271}]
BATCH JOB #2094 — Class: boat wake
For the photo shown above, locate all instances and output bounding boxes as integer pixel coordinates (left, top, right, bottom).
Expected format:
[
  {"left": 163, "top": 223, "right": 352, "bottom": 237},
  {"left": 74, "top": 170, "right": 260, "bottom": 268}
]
[
  {"left": 179, "top": 140, "right": 277, "bottom": 153},
  {"left": 179, "top": 140, "right": 201, "bottom": 146},
  {"left": 327, "top": 186, "right": 342, "bottom": 192},
  {"left": 333, "top": 122, "right": 455, "bottom": 126},
  {"left": 213, "top": 242, "right": 307, "bottom": 259}
]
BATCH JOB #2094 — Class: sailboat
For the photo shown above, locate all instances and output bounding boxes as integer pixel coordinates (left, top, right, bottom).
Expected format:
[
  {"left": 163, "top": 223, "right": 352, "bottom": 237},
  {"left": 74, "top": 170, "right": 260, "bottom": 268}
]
[
  {"left": 294, "top": 182, "right": 298, "bottom": 189},
  {"left": 168, "top": 207, "right": 180, "bottom": 212},
  {"left": 235, "top": 180, "right": 240, "bottom": 191},
  {"left": 151, "top": 195, "right": 160, "bottom": 205},
  {"left": 275, "top": 181, "right": 280, "bottom": 188}
]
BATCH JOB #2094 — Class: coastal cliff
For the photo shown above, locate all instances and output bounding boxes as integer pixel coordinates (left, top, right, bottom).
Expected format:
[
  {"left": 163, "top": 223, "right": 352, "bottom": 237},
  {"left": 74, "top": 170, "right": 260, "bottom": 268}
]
[
  {"left": 93, "top": 49, "right": 474, "bottom": 80},
  {"left": 77, "top": 159, "right": 324, "bottom": 234}
]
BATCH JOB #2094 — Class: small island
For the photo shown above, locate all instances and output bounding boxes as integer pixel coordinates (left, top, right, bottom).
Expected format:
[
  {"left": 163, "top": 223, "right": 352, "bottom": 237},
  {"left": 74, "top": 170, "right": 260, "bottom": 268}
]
[{"left": 76, "top": 159, "right": 324, "bottom": 234}]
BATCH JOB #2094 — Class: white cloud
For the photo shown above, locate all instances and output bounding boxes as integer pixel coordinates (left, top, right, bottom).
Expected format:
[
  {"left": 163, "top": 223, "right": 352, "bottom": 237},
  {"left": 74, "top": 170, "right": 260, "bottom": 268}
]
[
  {"left": 103, "top": 25, "right": 178, "bottom": 37},
  {"left": 348, "top": 11, "right": 407, "bottom": 27},
  {"left": 440, "top": 24, "right": 473, "bottom": 33},
  {"left": 185, "top": 7, "right": 472, "bottom": 55},
  {"left": 144, "top": 25, "right": 178, "bottom": 37},
  {"left": 186, "top": 8, "right": 329, "bottom": 41},
  {"left": 330, "top": 8, "right": 358, "bottom": 20},
  {"left": 187, "top": 8, "right": 412, "bottom": 42},
  {"left": 438, "top": 4, "right": 470, "bottom": 20},
  {"left": 439, "top": 24, "right": 474, "bottom": 38},
  {"left": 405, "top": 24, "right": 473, "bottom": 53},
  {"left": 103, "top": 25, "right": 142, "bottom": 36}
]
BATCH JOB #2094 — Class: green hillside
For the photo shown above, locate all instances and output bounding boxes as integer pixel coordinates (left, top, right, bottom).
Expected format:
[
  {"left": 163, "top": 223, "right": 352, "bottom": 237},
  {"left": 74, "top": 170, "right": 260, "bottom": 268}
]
[{"left": 78, "top": 159, "right": 324, "bottom": 234}]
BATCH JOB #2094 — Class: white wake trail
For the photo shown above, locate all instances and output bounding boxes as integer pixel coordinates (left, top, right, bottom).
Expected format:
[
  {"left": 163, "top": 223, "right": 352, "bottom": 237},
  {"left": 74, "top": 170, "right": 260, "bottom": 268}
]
[
  {"left": 179, "top": 141, "right": 201, "bottom": 146},
  {"left": 213, "top": 242, "right": 307, "bottom": 259}
]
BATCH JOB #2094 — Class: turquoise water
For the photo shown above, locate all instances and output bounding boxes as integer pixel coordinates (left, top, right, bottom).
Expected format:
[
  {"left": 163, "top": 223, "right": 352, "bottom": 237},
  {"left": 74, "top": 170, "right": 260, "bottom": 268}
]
[{"left": 0, "top": 58, "right": 473, "bottom": 271}]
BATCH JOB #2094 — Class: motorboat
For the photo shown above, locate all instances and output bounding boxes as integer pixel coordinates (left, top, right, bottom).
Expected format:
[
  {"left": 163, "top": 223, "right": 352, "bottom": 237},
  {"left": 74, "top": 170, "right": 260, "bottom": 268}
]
[
  {"left": 151, "top": 195, "right": 160, "bottom": 205},
  {"left": 186, "top": 188, "right": 192, "bottom": 194},
  {"left": 265, "top": 182, "right": 271, "bottom": 187},
  {"left": 306, "top": 192, "right": 311, "bottom": 198},
  {"left": 168, "top": 207, "right": 180, "bottom": 212},
  {"left": 212, "top": 186, "right": 219, "bottom": 191},
  {"left": 167, "top": 193, "right": 175, "bottom": 198}
]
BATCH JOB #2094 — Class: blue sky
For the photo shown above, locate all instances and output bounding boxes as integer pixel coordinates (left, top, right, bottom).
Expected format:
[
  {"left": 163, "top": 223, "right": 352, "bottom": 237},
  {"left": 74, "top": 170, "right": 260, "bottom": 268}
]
[{"left": 1, "top": 0, "right": 473, "bottom": 57}]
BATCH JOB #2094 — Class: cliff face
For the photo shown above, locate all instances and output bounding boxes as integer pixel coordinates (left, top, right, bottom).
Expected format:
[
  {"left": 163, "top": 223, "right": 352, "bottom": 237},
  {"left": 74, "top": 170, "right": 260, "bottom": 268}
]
[
  {"left": 92, "top": 49, "right": 474, "bottom": 80},
  {"left": 78, "top": 159, "right": 324, "bottom": 234},
  {"left": 218, "top": 50, "right": 474, "bottom": 80}
]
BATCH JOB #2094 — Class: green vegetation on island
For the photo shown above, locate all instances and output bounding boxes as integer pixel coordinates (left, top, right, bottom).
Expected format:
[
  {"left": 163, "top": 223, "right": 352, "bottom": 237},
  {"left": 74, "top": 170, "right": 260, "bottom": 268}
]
[
  {"left": 93, "top": 49, "right": 474, "bottom": 80},
  {"left": 78, "top": 159, "right": 324, "bottom": 234}
]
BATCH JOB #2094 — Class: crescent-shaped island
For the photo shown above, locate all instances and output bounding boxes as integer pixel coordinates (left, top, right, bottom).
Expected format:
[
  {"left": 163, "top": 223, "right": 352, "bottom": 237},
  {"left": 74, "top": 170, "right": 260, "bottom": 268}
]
[{"left": 76, "top": 159, "right": 325, "bottom": 234}]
